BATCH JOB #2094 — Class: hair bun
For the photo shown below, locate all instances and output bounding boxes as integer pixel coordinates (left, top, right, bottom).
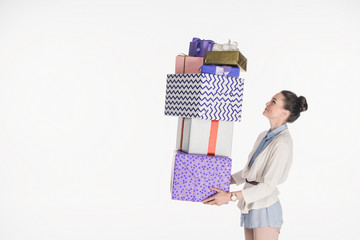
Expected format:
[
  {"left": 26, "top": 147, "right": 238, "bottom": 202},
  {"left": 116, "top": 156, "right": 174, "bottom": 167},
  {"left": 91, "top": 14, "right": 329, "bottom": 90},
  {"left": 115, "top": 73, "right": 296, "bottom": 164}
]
[{"left": 298, "top": 96, "right": 308, "bottom": 112}]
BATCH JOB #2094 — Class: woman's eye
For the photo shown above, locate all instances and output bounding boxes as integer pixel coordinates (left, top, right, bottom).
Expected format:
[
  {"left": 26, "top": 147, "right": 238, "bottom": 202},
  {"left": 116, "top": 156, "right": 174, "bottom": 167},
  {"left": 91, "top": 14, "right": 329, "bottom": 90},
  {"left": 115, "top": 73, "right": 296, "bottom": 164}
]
[{"left": 272, "top": 100, "right": 276, "bottom": 104}]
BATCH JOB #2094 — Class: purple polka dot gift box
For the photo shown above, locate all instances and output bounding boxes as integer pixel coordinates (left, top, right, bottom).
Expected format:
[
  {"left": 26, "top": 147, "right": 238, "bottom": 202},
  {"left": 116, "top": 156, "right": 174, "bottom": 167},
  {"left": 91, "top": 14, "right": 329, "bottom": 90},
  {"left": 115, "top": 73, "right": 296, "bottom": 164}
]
[{"left": 171, "top": 150, "right": 232, "bottom": 202}]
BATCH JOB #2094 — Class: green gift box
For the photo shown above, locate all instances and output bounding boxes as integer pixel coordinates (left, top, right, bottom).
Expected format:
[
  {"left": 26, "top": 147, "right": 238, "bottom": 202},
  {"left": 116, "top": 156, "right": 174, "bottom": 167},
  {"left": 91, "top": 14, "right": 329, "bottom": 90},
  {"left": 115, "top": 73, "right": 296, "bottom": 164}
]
[{"left": 204, "top": 51, "right": 247, "bottom": 72}]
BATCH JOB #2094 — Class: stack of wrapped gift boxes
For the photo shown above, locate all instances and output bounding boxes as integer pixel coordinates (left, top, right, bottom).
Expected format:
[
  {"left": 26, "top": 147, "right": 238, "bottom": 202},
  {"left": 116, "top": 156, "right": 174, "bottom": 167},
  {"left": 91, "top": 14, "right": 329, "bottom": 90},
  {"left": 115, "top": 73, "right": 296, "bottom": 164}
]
[{"left": 164, "top": 37, "right": 247, "bottom": 202}]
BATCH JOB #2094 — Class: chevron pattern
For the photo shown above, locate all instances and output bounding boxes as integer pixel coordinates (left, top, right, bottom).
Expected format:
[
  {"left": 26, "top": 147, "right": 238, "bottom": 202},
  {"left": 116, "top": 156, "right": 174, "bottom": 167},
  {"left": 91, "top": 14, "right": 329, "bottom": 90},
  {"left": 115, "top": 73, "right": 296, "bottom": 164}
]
[{"left": 164, "top": 73, "right": 244, "bottom": 122}]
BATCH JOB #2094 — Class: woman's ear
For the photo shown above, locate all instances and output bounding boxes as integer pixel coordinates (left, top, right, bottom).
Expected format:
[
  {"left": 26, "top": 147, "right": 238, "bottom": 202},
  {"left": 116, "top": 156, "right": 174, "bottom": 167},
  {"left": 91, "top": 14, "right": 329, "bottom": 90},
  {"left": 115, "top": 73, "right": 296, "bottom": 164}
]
[{"left": 282, "top": 109, "right": 290, "bottom": 120}]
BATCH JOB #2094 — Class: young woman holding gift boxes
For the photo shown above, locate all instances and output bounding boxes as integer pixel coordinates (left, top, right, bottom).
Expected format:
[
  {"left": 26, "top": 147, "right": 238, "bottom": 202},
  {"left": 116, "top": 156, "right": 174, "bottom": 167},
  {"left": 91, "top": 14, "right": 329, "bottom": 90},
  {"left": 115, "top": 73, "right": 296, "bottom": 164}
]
[{"left": 202, "top": 90, "right": 308, "bottom": 240}]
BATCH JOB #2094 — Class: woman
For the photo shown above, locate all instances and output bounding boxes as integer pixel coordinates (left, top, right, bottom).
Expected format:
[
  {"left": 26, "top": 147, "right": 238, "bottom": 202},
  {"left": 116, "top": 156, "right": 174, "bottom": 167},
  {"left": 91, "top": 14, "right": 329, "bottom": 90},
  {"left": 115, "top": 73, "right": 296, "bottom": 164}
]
[{"left": 202, "top": 90, "right": 308, "bottom": 240}]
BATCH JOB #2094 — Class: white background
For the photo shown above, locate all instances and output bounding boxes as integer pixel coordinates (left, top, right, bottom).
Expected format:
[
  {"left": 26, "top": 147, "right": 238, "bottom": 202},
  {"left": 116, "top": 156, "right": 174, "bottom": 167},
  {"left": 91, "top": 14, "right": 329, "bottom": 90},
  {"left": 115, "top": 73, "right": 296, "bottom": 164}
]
[{"left": 0, "top": 0, "right": 359, "bottom": 239}]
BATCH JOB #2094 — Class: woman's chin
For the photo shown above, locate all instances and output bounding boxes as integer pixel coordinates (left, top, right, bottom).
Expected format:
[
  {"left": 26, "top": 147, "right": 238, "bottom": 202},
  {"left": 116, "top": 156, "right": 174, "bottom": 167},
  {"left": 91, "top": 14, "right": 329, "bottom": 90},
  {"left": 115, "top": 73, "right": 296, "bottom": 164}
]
[{"left": 263, "top": 112, "right": 270, "bottom": 119}]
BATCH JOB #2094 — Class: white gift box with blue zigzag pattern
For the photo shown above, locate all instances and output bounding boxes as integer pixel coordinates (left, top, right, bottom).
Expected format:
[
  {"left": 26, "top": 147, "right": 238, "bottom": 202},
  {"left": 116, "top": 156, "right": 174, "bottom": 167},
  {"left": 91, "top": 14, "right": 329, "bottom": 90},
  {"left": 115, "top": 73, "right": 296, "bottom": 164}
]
[{"left": 164, "top": 73, "right": 244, "bottom": 122}]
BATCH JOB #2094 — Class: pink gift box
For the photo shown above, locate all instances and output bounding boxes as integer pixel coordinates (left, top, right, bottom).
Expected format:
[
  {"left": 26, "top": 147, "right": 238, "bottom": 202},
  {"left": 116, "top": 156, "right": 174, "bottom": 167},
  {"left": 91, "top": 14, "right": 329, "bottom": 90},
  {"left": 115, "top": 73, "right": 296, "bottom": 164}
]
[{"left": 175, "top": 55, "right": 204, "bottom": 74}]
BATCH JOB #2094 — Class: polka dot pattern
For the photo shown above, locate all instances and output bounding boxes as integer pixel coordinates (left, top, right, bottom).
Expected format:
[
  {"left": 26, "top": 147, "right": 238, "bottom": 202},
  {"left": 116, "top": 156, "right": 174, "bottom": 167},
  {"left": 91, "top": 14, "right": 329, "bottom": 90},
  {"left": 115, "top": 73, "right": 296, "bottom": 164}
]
[{"left": 171, "top": 151, "right": 232, "bottom": 202}]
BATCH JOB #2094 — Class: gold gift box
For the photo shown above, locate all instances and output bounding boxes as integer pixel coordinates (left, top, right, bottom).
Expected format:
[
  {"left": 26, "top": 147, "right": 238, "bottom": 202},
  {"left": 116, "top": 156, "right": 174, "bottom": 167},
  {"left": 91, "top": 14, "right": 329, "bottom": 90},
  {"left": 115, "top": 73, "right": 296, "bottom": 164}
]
[{"left": 204, "top": 51, "right": 247, "bottom": 72}]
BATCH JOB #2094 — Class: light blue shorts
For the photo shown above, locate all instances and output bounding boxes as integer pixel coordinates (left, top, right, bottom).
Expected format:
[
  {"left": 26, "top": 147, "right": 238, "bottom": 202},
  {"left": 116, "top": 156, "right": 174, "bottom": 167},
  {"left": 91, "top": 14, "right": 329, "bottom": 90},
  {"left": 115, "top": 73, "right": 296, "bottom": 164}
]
[{"left": 241, "top": 201, "right": 283, "bottom": 228}]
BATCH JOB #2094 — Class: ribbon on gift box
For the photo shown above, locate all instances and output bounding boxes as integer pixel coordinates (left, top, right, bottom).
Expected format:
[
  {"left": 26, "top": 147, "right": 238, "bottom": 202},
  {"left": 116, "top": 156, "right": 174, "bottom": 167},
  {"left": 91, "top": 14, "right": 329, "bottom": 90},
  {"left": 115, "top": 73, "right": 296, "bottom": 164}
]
[
  {"left": 179, "top": 117, "right": 185, "bottom": 150},
  {"left": 189, "top": 38, "right": 215, "bottom": 57},
  {"left": 212, "top": 39, "right": 239, "bottom": 51},
  {"left": 179, "top": 117, "right": 219, "bottom": 155},
  {"left": 207, "top": 120, "right": 219, "bottom": 155},
  {"left": 192, "top": 38, "right": 202, "bottom": 57},
  {"left": 215, "top": 66, "right": 232, "bottom": 76},
  {"left": 177, "top": 53, "right": 188, "bottom": 74}
]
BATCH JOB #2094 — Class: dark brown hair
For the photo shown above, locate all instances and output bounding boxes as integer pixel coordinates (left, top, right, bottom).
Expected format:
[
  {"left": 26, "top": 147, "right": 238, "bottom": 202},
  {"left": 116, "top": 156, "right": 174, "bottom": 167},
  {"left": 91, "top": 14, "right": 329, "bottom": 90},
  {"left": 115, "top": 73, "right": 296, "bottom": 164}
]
[{"left": 281, "top": 90, "right": 308, "bottom": 123}]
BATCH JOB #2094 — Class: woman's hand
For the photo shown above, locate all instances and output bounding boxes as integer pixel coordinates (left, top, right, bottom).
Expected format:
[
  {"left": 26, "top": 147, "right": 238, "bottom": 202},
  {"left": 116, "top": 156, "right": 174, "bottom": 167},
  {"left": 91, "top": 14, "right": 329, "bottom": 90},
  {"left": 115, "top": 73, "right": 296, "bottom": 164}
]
[{"left": 202, "top": 187, "right": 231, "bottom": 206}]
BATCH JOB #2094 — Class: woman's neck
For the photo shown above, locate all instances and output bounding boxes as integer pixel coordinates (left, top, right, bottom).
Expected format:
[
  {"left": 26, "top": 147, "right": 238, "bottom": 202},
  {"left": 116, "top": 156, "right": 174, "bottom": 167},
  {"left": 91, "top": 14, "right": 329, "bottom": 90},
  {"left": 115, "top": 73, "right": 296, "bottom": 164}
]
[{"left": 269, "top": 119, "right": 286, "bottom": 131}]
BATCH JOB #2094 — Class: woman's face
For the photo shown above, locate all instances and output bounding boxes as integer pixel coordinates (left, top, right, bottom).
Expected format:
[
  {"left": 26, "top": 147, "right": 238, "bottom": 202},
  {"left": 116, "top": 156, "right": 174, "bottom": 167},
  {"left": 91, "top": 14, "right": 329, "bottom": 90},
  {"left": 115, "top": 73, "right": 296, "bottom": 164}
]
[{"left": 263, "top": 93, "right": 289, "bottom": 121}]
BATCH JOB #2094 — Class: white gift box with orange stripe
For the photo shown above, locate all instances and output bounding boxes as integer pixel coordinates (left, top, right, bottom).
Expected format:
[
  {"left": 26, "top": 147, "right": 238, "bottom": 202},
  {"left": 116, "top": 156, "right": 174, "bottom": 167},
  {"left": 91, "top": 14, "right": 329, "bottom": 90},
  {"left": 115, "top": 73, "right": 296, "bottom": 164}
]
[{"left": 176, "top": 117, "right": 234, "bottom": 157}]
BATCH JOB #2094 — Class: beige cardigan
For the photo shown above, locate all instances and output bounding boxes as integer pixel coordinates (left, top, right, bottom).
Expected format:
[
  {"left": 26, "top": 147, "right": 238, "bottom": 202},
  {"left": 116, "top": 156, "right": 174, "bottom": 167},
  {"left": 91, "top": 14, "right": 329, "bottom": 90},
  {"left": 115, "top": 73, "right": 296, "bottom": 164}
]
[{"left": 232, "top": 129, "right": 293, "bottom": 213}]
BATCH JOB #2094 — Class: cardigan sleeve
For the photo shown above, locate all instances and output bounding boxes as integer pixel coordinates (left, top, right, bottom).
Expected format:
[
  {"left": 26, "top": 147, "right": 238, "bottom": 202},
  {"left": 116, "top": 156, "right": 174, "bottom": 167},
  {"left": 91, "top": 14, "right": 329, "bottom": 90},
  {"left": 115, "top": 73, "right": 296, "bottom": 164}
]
[
  {"left": 232, "top": 170, "right": 245, "bottom": 185},
  {"left": 241, "top": 141, "right": 293, "bottom": 204}
]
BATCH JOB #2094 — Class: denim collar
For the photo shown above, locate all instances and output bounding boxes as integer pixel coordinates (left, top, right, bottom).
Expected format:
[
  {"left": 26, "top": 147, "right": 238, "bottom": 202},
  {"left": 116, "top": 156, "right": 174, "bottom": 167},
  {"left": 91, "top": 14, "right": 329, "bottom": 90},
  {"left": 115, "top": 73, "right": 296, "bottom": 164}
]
[{"left": 264, "top": 124, "right": 287, "bottom": 140}]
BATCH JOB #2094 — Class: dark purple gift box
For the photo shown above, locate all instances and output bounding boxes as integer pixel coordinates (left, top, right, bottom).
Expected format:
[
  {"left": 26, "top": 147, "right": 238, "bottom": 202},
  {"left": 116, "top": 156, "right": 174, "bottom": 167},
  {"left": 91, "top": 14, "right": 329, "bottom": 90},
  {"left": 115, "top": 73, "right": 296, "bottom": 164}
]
[
  {"left": 188, "top": 37, "right": 215, "bottom": 58},
  {"left": 171, "top": 151, "right": 232, "bottom": 202}
]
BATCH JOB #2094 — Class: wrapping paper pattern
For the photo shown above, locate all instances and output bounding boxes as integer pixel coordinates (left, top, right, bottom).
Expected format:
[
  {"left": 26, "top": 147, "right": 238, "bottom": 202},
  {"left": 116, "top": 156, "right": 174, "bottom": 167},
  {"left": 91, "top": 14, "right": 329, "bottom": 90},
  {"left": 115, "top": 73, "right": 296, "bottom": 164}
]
[
  {"left": 171, "top": 151, "right": 232, "bottom": 202},
  {"left": 164, "top": 73, "right": 244, "bottom": 122}
]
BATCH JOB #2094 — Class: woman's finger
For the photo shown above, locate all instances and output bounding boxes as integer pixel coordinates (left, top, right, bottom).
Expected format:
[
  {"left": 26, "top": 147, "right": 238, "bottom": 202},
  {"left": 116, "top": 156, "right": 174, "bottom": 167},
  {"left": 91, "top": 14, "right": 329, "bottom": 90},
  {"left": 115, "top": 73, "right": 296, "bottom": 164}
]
[
  {"left": 202, "top": 197, "right": 215, "bottom": 203},
  {"left": 209, "top": 187, "right": 223, "bottom": 192}
]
